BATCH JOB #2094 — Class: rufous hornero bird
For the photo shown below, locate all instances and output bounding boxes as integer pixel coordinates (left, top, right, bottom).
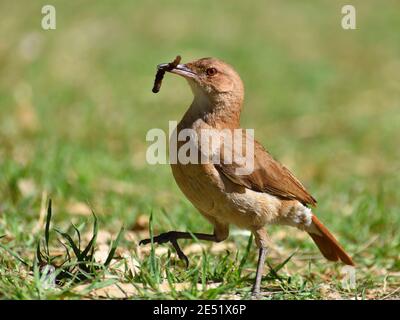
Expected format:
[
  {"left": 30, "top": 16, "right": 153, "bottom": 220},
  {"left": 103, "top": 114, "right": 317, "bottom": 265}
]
[{"left": 140, "top": 57, "right": 355, "bottom": 297}]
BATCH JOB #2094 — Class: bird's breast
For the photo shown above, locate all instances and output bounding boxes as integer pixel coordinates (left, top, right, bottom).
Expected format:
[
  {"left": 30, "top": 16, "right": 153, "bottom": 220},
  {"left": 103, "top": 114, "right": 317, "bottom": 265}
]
[
  {"left": 169, "top": 118, "right": 281, "bottom": 229},
  {"left": 170, "top": 161, "right": 221, "bottom": 213}
]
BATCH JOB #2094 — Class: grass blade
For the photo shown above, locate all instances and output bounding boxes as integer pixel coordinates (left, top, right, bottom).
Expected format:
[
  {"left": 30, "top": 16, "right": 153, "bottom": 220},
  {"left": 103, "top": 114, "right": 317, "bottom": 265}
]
[
  {"left": 55, "top": 228, "right": 82, "bottom": 260},
  {"left": 81, "top": 211, "right": 98, "bottom": 259},
  {"left": 148, "top": 210, "right": 160, "bottom": 284},
  {"left": 104, "top": 226, "right": 125, "bottom": 267},
  {"left": 71, "top": 223, "right": 81, "bottom": 251},
  {"left": 36, "top": 240, "right": 44, "bottom": 265},
  {"left": 0, "top": 243, "right": 30, "bottom": 267},
  {"left": 45, "top": 199, "right": 52, "bottom": 256},
  {"left": 57, "top": 239, "right": 71, "bottom": 266},
  {"left": 238, "top": 234, "right": 253, "bottom": 277},
  {"left": 266, "top": 251, "right": 296, "bottom": 281}
]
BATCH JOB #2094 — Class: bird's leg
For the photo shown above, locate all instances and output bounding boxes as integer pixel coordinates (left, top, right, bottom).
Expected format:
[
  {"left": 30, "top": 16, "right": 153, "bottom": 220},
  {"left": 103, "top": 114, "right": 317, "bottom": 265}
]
[
  {"left": 251, "top": 228, "right": 269, "bottom": 298},
  {"left": 251, "top": 246, "right": 268, "bottom": 297},
  {"left": 139, "top": 231, "right": 219, "bottom": 267}
]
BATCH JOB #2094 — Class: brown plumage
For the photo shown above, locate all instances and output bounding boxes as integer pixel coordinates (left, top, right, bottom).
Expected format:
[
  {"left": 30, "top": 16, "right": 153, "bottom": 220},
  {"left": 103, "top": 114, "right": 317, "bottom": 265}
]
[
  {"left": 141, "top": 56, "right": 355, "bottom": 297},
  {"left": 217, "top": 139, "right": 317, "bottom": 206},
  {"left": 308, "top": 215, "right": 355, "bottom": 265}
]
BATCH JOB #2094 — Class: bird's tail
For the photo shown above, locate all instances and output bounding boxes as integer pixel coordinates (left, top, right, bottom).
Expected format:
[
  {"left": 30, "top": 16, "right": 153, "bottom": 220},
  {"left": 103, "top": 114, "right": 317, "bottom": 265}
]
[{"left": 308, "top": 215, "right": 355, "bottom": 266}]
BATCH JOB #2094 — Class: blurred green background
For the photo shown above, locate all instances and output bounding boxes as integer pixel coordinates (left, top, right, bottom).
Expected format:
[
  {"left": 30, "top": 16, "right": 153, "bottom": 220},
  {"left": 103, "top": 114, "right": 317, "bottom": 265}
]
[{"left": 0, "top": 0, "right": 399, "bottom": 299}]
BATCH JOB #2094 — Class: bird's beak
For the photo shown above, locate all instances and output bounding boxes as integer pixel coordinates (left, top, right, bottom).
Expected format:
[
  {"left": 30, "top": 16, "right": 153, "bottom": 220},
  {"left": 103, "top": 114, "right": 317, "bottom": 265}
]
[{"left": 157, "top": 63, "right": 197, "bottom": 79}]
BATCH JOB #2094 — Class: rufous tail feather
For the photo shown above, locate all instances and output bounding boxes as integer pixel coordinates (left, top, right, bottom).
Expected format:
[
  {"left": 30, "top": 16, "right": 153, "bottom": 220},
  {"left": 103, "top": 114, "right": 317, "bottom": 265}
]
[{"left": 308, "top": 215, "right": 355, "bottom": 266}]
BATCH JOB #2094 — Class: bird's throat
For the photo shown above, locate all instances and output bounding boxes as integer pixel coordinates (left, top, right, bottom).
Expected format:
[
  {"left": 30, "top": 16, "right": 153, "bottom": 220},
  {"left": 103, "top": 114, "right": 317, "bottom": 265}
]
[{"left": 182, "top": 90, "right": 242, "bottom": 129}]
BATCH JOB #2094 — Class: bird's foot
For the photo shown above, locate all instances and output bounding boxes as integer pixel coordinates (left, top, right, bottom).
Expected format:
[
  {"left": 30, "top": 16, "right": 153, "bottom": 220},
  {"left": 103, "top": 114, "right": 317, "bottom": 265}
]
[
  {"left": 250, "top": 289, "right": 262, "bottom": 300},
  {"left": 139, "top": 231, "right": 189, "bottom": 267}
]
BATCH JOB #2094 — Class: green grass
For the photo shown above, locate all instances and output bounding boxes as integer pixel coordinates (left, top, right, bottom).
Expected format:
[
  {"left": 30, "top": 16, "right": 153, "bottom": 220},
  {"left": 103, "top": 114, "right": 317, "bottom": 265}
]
[{"left": 0, "top": 0, "right": 399, "bottom": 299}]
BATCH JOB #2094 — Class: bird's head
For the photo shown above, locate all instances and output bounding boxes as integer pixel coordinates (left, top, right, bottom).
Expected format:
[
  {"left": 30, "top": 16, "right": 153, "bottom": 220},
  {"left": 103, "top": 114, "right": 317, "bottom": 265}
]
[{"left": 161, "top": 57, "right": 244, "bottom": 106}]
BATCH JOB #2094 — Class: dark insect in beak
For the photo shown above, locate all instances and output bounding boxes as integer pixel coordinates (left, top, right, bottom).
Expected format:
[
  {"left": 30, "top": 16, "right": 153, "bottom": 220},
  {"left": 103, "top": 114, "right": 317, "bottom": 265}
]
[{"left": 152, "top": 55, "right": 181, "bottom": 93}]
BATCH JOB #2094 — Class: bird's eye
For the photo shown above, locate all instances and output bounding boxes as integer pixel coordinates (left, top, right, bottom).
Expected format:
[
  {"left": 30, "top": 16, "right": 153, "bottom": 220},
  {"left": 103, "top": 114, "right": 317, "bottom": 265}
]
[{"left": 206, "top": 67, "right": 217, "bottom": 76}]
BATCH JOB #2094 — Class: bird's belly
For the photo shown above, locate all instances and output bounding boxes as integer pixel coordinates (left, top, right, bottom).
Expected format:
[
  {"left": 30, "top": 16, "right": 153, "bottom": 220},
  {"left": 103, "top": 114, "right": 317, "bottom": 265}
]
[
  {"left": 171, "top": 163, "right": 281, "bottom": 229},
  {"left": 224, "top": 189, "right": 282, "bottom": 228}
]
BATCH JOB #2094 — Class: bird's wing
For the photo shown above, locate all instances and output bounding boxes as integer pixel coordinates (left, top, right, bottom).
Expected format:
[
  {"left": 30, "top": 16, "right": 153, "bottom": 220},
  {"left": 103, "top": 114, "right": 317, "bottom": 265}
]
[{"left": 215, "top": 132, "right": 317, "bottom": 206}]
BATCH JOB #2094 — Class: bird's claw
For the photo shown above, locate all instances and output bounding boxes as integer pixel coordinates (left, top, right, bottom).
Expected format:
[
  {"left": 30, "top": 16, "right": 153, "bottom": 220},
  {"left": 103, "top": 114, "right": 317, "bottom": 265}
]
[{"left": 139, "top": 232, "right": 190, "bottom": 268}]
